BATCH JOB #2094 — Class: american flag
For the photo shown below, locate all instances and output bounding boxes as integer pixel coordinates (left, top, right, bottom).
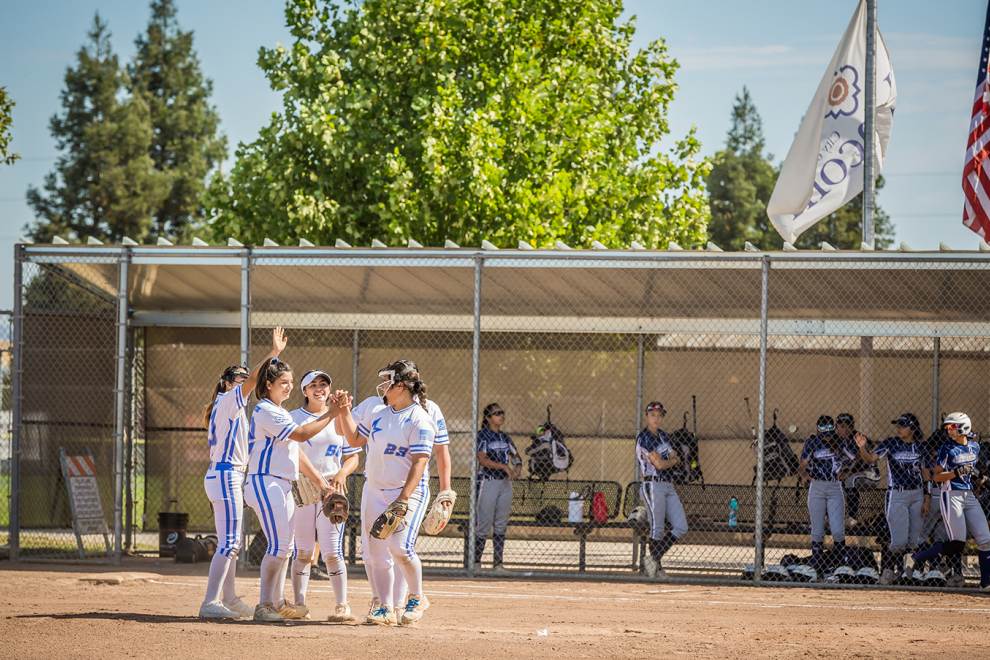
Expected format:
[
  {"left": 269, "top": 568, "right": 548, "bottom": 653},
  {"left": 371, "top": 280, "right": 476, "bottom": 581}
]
[{"left": 963, "top": 1, "right": 990, "bottom": 238}]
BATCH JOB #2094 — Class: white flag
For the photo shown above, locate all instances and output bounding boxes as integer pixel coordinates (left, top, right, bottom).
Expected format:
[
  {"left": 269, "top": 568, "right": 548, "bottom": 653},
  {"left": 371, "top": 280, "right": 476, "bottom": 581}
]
[{"left": 767, "top": 0, "right": 896, "bottom": 244}]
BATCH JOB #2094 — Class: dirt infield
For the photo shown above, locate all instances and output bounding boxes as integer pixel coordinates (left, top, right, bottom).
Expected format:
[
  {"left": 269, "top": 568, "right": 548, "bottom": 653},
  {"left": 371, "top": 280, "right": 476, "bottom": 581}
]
[{"left": 1, "top": 560, "right": 987, "bottom": 659}]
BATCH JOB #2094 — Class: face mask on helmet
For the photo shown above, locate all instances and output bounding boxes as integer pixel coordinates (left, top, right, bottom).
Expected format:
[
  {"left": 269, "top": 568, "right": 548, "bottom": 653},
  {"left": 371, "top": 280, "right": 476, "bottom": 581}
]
[{"left": 376, "top": 369, "right": 397, "bottom": 402}]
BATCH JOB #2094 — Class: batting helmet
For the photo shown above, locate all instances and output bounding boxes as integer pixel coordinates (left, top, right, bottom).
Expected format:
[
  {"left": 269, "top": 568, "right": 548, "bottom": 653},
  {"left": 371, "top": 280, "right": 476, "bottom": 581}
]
[{"left": 942, "top": 412, "right": 973, "bottom": 437}]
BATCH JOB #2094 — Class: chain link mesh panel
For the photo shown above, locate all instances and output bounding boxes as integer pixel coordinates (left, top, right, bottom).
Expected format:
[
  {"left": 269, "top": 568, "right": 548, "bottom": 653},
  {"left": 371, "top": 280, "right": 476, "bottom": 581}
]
[
  {"left": 15, "top": 248, "right": 990, "bottom": 590},
  {"left": 477, "top": 258, "right": 765, "bottom": 576},
  {"left": 1, "top": 310, "right": 12, "bottom": 552},
  {"left": 764, "top": 257, "right": 990, "bottom": 586},
  {"left": 16, "top": 259, "right": 118, "bottom": 559}
]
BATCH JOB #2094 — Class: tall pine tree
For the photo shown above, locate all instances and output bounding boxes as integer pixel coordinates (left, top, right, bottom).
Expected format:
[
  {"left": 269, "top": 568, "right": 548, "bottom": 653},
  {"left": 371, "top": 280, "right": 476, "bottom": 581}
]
[
  {"left": 706, "top": 87, "right": 894, "bottom": 250},
  {"left": 128, "top": 0, "right": 226, "bottom": 239},
  {"left": 27, "top": 14, "right": 168, "bottom": 243}
]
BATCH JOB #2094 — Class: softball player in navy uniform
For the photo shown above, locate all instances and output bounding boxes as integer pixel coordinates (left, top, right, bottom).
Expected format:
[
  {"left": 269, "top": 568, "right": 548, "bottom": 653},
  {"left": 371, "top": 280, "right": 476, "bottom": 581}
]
[
  {"left": 855, "top": 413, "right": 925, "bottom": 584},
  {"left": 244, "top": 357, "right": 351, "bottom": 622},
  {"left": 198, "top": 327, "right": 287, "bottom": 620},
  {"left": 799, "top": 416, "right": 850, "bottom": 573},
  {"left": 289, "top": 370, "right": 361, "bottom": 622},
  {"left": 346, "top": 360, "right": 435, "bottom": 625},
  {"left": 932, "top": 412, "right": 990, "bottom": 591},
  {"left": 475, "top": 402, "right": 521, "bottom": 571},
  {"left": 636, "top": 401, "right": 687, "bottom": 578}
]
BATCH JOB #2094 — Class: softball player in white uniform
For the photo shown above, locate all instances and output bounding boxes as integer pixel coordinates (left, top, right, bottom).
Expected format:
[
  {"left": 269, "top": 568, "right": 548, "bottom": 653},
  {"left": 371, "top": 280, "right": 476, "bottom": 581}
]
[
  {"left": 391, "top": 394, "right": 450, "bottom": 615},
  {"left": 346, "top": 360, "right": 435, "bottom": 626},
  {"left": 289, "top": 369, "right": 361, "bottom": 622},
  {"left": 244, "top": 357, "right": 351, "bottom": 622},
  {"left": 199, "top": 327, "right": 287, "bottom": 620}
]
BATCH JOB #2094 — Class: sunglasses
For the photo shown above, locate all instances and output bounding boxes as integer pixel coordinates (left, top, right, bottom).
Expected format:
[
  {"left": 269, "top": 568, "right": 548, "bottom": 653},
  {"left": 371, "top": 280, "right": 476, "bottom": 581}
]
[{"left": 488, "top": 411, "right": 505, "bottom": 417}]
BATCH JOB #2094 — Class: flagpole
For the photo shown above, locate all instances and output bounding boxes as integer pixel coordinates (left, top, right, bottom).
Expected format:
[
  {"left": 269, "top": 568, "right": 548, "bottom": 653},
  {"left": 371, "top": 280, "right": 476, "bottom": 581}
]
[{"left": 863, "top": 0, "right": 877, "bottom": 248}]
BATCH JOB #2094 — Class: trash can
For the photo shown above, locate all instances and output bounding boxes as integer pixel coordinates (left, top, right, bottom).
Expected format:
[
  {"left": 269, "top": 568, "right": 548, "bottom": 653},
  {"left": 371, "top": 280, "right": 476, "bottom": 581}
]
[{"left": 158, "top": 511, "right": 189, "bottom": 558}]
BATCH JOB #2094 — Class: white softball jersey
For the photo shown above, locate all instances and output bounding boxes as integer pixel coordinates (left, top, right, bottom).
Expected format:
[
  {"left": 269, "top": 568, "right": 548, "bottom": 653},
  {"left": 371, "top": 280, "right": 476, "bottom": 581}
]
[
  {"left": 352, "top": 396, "right": 436, "bottom": 490},
  {"left": 423, "top": 399, "right": 449, "bottom": 446},
  {"left": 290, "top": 407, "right": 361, "bottom": 476},
  {"left": 247, "top": 399, "right": 301, "bottom": 481},
  {"left": 207, "top": 383, "right": 250, "bottom": 467}
]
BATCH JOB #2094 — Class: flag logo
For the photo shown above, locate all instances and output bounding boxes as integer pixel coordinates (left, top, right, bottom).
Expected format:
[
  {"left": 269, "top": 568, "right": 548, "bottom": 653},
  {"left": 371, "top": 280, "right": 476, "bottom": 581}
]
[{"left": 826, "top": 66, "right": 860, "bottom": 118}]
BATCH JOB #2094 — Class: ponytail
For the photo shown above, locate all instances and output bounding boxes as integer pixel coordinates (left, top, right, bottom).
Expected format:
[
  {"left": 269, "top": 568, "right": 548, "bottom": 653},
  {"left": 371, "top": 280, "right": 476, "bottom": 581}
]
[{"left": 202, "top": 378, "right": 226, "bottom": 428}]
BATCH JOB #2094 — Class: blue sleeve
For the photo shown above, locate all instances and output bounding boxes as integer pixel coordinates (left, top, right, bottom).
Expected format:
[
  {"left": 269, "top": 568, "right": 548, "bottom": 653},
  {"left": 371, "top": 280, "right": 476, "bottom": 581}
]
[
  {"left": 476, "top": 430, "right": 487, "bottom": 454},
  {"left": 873, "top": 439, "right": 891, "bottom": 458},
  {"left": 801, "top": 437, "right": 815, "bottom": 460},
  {"left": 936, "top": 444, "right": 950, "bottom": 469},
  {"left": 408, "top": 417, "right": 435, "bottom": 456},
  {"left": 636, "top": 431, "right": 656, "bottom": 453}
]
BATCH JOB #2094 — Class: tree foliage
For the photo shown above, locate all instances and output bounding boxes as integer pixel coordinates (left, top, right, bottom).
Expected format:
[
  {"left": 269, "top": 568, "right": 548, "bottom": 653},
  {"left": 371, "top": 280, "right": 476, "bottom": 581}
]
[
  {"left": 206, "top": 0, "right": 710, "bottom": 248},
  {"left": 707, "top": 87, "right": 894, "bottom": 250},
  {"left": 26, "top": 15, "right": 169, "bottom": 243},
  {"left": 128, "top": 0, "right": 226, "bottom": 239},
  {"left": 0, "top": 86, "right": 18, "bottom": 166}
]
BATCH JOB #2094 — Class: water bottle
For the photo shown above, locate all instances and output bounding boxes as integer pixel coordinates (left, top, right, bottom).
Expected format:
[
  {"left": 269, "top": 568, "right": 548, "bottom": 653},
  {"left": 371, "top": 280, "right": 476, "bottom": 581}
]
[{"left": 728, "top": 496, "right": 739, "bottom": 529}]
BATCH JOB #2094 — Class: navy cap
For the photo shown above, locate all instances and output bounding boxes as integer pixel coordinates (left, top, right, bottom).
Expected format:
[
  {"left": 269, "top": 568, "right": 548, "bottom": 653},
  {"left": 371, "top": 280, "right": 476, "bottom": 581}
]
[
  {"left": 892, "top": 413, "right": 920, "bottom": 429},
  {"left": 645, "top": 401, "right": 666, "bottom": 414},
  {"left": 816, "top": 415, "right": 836, "bottom": 433}
]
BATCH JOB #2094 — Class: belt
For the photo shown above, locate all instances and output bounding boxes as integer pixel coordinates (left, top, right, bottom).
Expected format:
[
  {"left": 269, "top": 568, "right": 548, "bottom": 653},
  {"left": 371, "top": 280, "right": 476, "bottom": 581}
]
[
  {"left": 210, "top": 462, "right": 247, "bottom": 473},
  {"left": 888, "top": 486, "right": 921, "bottom": 492},
  {"left": 644, "top": 476, "right": 671, "bottom": 483}
]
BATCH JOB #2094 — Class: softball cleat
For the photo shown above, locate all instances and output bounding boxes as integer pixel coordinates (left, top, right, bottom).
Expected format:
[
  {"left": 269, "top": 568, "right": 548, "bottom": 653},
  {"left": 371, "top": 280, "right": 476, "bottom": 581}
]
[
  {"left": 367, "top": 605, "right": 394, "bottom": 626},
  {"left": 365, "top": 598, "right": 382, "bottom": 624},
  {"left": 327, "top": 603, "right": 355, "bottom": 623},
  {"left": 253, "top": 603, "right": 285, "bottom": 623},
  {"left": 277, "top": 601, "right": 310, "bottom": 620},
  {"left": 223, "top": 597, "right": 254, "bottom": 619},
  {"left": 400, "top": 595, "right": 426, "bottom": 625},
  {"left": 198, "top": 600, "right": 237, "bottom": 620}
]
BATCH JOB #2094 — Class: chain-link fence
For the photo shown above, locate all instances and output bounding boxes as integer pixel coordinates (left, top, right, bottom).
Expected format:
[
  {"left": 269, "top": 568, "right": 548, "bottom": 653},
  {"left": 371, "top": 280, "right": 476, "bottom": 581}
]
[{"left": 9, "top": 246, "right": 990, "bottom": 588}]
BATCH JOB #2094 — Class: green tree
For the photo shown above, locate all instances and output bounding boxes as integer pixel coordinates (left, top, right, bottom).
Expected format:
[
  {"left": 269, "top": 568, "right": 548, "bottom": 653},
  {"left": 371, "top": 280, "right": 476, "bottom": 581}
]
[
  {"left": 206, "top": 0, "right": 710, "bottom": 248},
  {"left": 128, "top": 0, "right": 226, "bottom": 240},
  {"left": 0, "top": 86, "right": 18, "bottom": 166},
  {"left": 706, "top": 88, "right": 777, "bottom": 251},
  {"left": 26, "top": 15, "right": 169, "bottom": 243},
  {"left": 707, "top": 87, "right": 894, "bottom": 250},
  {"left": 793, "top": 176, "right": 894, "bottom": 250}
]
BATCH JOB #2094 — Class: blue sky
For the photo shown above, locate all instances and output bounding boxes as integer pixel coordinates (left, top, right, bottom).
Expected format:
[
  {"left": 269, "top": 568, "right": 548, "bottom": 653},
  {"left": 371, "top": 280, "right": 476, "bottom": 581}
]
[{"left": 0, "top": 0, "right": 986, "bottom": 310}]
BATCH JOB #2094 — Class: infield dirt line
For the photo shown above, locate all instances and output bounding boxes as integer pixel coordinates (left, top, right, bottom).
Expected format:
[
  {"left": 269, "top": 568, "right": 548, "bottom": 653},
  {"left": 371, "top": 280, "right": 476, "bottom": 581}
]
[{"left": 141, "top": 578, "right": 990, "bottom": 614}]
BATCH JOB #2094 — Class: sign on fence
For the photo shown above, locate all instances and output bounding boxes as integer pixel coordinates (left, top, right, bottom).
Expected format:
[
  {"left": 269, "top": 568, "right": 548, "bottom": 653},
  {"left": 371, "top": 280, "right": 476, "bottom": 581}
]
[{"left": 59, "top": 449, "right": 111, "bottom": 558}]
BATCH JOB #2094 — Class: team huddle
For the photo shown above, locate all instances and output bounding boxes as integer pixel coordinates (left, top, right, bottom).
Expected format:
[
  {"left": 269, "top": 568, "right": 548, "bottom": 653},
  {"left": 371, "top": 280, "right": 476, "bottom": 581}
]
[{"left": 197, "top": 328, "right": 456, "bottom": 624}]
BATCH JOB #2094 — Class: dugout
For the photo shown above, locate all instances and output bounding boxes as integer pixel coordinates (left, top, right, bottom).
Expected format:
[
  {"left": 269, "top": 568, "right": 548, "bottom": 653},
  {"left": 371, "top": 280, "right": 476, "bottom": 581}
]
[{"left": 7, "top": 243, "right": 990, "bottom": 580}]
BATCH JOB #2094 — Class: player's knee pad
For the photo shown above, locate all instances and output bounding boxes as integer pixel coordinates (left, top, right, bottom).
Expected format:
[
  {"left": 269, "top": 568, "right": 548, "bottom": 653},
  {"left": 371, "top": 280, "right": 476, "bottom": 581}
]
[
  {"left": 293, "top": 546, "right": 315, "bottom": 563},
  {"left": 977, "top": 541, "right": 990, "bottom": 552},
  {"left": 323, "top": 555, "right": 346, "bottom": 576},
  {"left": 271, "top": 546, "right": 293, "bottom": 559},
  {"left": 944, "top": 540, "right": 966, "bottom": 556}
]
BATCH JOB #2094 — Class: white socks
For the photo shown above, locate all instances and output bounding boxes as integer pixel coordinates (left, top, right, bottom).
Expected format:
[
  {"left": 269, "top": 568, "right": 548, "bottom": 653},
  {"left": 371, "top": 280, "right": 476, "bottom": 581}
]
[
  {"left": 260, "top": 555, "right": 287, "bottom": 605},
  {"left": 325, "top": 556, "right": 348, "bottom": 605},
  {"left": 291, "top": 559, "right": 311, "bottom": 605},
  {"left": 370, "top": 561, "right": 395, "bottom": 608},
  {"left": 222, "top": 556, "right": 237, "bottom": 602},
  {"left": 392, "top": 553, "right": 422, "bottom": 601},
  {"left": 203, "top": 552, "right": 232, "bottom": 604}
]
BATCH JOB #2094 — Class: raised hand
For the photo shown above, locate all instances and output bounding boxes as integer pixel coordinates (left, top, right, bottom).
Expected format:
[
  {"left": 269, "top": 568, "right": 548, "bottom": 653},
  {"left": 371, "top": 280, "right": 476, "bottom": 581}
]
[
  {"left": 854, "top": 432, "right": 868, "bottom": 448},
  {"left": 272, "top": 326, "right": 287, "bottom": 355}
]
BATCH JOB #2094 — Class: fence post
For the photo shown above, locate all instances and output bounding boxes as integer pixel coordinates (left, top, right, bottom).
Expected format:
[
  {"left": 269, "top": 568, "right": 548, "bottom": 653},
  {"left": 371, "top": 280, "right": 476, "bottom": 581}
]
[
  {"left": 10, "top": 244, "right": 24, "bottom": 561},
  {"left": 753, "top": 255, "right": 770, "bottom": 581},
  {"left": 930, "top": 337, "right": 941, "bottom": 433},
  {"left": 124, "top": 326, "right": 136, "bottom": 552},
  {"left": 352, "top": 329, "right": 360, "bottom": 395},
  {"left": 467, "top": 255, "right": 483, "bottom": 576},
  {"left": 238, "top": 247, "right": 251, "bottom": 569},
  {"left": 112, "top": 247, "right": 131, "bottom": 563},
  {"left": 634, "top": 334, "right": 645, "bottom": 480}
]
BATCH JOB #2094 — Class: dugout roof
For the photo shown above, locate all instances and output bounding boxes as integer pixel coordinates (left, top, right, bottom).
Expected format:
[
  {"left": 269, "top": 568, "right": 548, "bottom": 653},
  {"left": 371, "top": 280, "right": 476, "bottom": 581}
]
[{"left": 19, "top": 244, "right": 990, "bottom": 338}]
